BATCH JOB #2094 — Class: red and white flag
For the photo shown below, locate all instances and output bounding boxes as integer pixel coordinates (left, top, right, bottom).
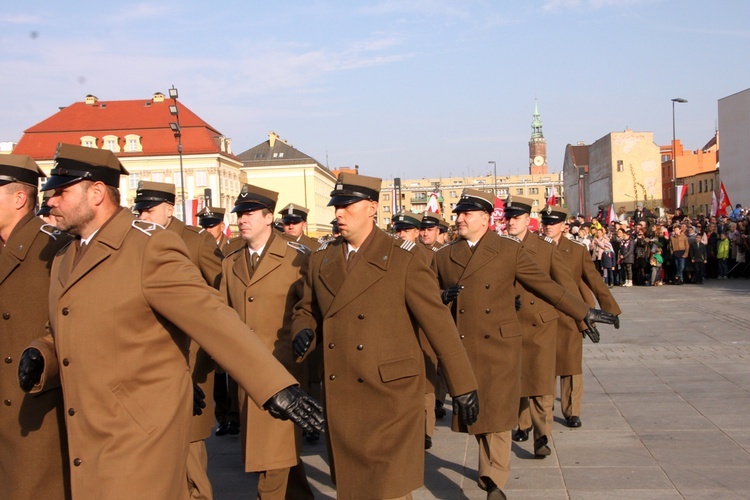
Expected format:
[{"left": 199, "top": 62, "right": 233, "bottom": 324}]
[
  {"left": 426, "top": 189, "right": 441, "bottom": 214},
  {"left": 710, "top": 191, "right": 718, "bottom": 217},
  {"left": 718, "top": 182, "right": 732, "bottom": 216},
  {"left": 607, "top": 204, "right": 617, "bottom": 225},
  {"left": 490, "top": 197, "right": 505, "bottom": 233},
  {"left": 675, "top": 184, "right": 688, "bottom": 209},
  {"left": 546, "top": 188, "right": 557, "bottom": 206}
]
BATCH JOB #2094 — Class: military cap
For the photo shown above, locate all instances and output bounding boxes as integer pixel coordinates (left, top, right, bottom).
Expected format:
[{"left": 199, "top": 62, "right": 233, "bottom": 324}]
[
  {"left": 438, "top": 219, "right": 449, "bottom": 233},
  {"left": 197, "top": 206, "right": 225, "bottom": 228},
  {"left": 328, "top": 172, "right": 381, "bottom": 207},
  {"left": 134, "top": 180, "right": 176, "bottom": 211},
  {"left": 36, "top": 191, "right": 53, "bottom": 216},
  {"left": 540, "top": 205, "right": 570, "bottom": 225},
  {"left": 503, "top": 195, "right": 534, "bottom": 217},
  {"left": 420, "top": 210, "right": 445, "bottom": 229},
  {"left": 393, "top": 212, "right": 424, "bottom": 231},
  {"left": 453, "top": 188, "right": 494, "bottom": 214},
  {"left": 231, "top": 183, "right": 278, "bottom": 214},
  {"left": 278, "top": 203, "right": 309, "bottom": 224},
  {"left": 0, "top": 154, "right": 47, "bottom": 187},
  {"left": 42, "top": 143, "right": 128, "bottom": 191}
]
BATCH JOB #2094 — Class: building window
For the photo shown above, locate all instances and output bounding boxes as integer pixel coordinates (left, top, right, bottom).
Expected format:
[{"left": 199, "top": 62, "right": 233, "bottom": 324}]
[
  {"left": 102, "top": 135, "right": 120, "bottom": 153},
  {"left": 382, "top": 206, "right": 390, "bottom": 213},
  {"left": 195, "top": 170, "right": 207, "bottom": 187},
  {"left": 690, "top": 183, "right": 694, "bottom": 195},
  {"left": 498, "top": 188, "right": 508, "bottom": 196},
  {"left": 529, "top": 187, "right": 539, "bottom": 195},
  {"left": 516, "top": 188, "right": 524, "bottom": 195},
  {"left": 710, "top": 179, "right": 714, "bottom": 190},
  {"left": 125, "top": 134, "right": 142, "bottom": 152},
  {"left": 661, "top": 154, "right": 670, "bottom": 163},
  {"left": 80, "top": 135, "right": 97, "bottom": 148},
  {"left": 532, "top": 199, "right": 539, "bottom": 206},
  {"left": 174, "top": 174, "right": 182, "bottom": 188},
  {"left": 617, "top": 160, "right": 624, "bottom": 172},
  {"left": 382, "top": 194, "right": 390, "bottom": 201},
  {"left": 152, "top": 172, "right": 164, "bottom": 183},
  {"left": 128, "top": 174, "right": 140, "bottom": 190},
  {"left": 449, "top": 191, "right": 457, "bottom": 198},
  {"left": 383, "top": 218, "right": 390, "bottom": 225},
  {"left": 699, "top": 182, "right": 702, "bottom": 193},
  {"left": 414, "top": 192, "right": 426, "bottom": 199}
]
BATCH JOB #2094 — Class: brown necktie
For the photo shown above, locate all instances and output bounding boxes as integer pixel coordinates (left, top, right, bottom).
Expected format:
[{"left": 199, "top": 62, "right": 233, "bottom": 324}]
[
  {"left": 72, "top": 240, "right": 88, "bottom": 268},
  {"left": 347, "top": 250, "right": 356, "bottom": 263},
  {"left": 251, "top": 252, "right": 260, "bottom": 270}
]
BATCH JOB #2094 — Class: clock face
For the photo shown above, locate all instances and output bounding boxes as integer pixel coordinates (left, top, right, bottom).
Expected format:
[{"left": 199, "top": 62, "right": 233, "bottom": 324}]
[{"left": 533, "top": 155, "right": 544, "bottom": 167}]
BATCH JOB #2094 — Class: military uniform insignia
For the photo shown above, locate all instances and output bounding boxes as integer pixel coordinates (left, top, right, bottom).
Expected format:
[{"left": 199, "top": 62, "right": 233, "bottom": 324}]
[
  {"left": 40, "top": 223, "right": 63, "bottom": 240},
  {"left": 541, "top": 234, "right": 554, "bottom": 244},
  {"left": 131, "top": 219, "right": 163, "bottom": 236},
  {"left": 431, "top": 246, "right": 439, "bottom": 252},
  {"left": 399, "top": 239, "right": 416, "bottom": 252},
  {"left": 317, "top": 240, "right": 331, "bottom": 252},
  {"left": 287, "top": 241, "right": 310, "bottom": 254},
  {"left": 501, "top": 234, "right": 521, "bottom": 244},
  {"left": 545, "top": 205, "right": 553, "bottom": 215}
]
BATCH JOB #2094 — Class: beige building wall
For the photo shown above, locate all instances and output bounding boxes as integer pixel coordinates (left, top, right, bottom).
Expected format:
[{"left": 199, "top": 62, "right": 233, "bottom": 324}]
[
  {"left": 240, "top": 163, "right": 336, "bottom": 237},
  {"left": 681, "top": 170, "right": 720, "bottom": 217},
  {"left": 588, "top": 130, "right": 662, "bottom": 215}
]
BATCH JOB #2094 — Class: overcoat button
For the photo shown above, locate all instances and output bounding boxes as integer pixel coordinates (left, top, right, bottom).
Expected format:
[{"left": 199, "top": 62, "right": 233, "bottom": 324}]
[
  {"left": 358, "top": 314, "right": 365, "bottom": 320},
  {"left": 532, "top": 323, "right": 537, "bottom": 327},
  {"left": 485, "top": 309, "right": 491, "bottom": 314},
  {"left": 2, "top": 312, "right": 9, "bottom": 320},
  {"left": 248, "top": 297, "right": 254, "bottom": 302},
  {"left": 62, "top": 308, "right": 69, "bottom": 316},
  {"left": 484, "top": 334, "right": 490, "bottom": 339},
  {"left": 357, "top": 378, "right": 364, "bottom": 383},
  {"left": 73, "top": 458, "right": 82, "bottom": 466},
  {"left": 460, "top": 334, "right": 465, "bottom": 339},
  {"left": 68, "top": 408, "right": 76, "bottom": 416},
  {"left": 459, "top": 309, "right": 465, "bottom": 314},
  {"left": 3, "top": 399, "right": 10, "bottom": 406},
  {"left": 329, "top": 374, "right": 336, "bottom": 380},
  {"left": 63, "top": 358, "right": 70, "bottom": 366},
  {"left": 530, "top": 300, "right": 535, "bottom": 305},
  {"left": 328, "top": 343, "right": 335, "bottom": 349},
  {"left": 4, "top": 357, "right": 11, "bottom": 364},
  {"left": 356, "top": 345, "right": 363, "bottom": 350},
  {"left": 485, "top": 284, "right": 490, "bottom": 289}
]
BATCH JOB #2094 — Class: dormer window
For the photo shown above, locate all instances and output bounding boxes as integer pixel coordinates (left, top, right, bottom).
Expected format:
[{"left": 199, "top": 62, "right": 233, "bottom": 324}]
[
  {"left": 103, "top": 135, "right": 120, "bottom": 153},
  {"left": 124, "top": 134, "right": 142, "bottom": 153},
  {"left": 80, "top": 135, "right": 97, "bottom": 148}
]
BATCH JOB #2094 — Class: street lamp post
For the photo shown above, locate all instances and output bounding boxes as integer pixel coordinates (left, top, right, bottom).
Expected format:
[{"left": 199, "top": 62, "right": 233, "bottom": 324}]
[
  {"left": 488, "top": 161, "right": 497, "bottom": 196},
  {"left": 671, "top": 97, "right": 687, "bottom": 211},
  {"left": 169, "top": 85, "right": 187, "bottom": 222}
]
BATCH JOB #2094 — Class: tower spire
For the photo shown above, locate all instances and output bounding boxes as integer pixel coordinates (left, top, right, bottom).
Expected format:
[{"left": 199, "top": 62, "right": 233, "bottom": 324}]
[{"left": 531, "top": 99, "right": 543, "bottom": 139}]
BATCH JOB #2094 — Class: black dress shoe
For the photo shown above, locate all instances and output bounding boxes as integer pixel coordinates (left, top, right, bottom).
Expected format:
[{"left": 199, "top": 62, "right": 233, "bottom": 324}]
[
  {"left": 215, "top": 422, "right": 230, "bottom": 436},
  {"left": 435, "top": 400, "right": 447, "bottom": 420},
  {"left": 534, "top": 435, "right": 551, "bottom": 458},
  {"left": 481, "top": 477, "right": 507, "bottom": 500},
  {"left": 512, "top": 427, "right": 531, "bottom": 442},
  {"left": 425, "top": 435, "right": 432, "bottom": 450},
  {"left": 566, "top": 416, "right": 582, "bottom": 428},
  {"left": 228, "top": 421, "right": 241, "bottom": 435}
]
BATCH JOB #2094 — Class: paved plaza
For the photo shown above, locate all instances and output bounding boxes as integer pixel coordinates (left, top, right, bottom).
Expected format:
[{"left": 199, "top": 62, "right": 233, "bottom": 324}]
[{"left": 207, "top": 277, "right": 750, "bottom": 499}]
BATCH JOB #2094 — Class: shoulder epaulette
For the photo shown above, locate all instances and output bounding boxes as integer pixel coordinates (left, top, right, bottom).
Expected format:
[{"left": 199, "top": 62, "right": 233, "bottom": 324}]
[
  {"left": 431, "top": 245, "right": 440, "bottom": 252},
  {"left": 287, "top": 241, "right": 310, "bottom": 254},
  {"left": 131, "top": 220, "right": 164, "bottom": 236},
  {"left": 398, "top": 239, "right": 416, "bottom": 252},
  {"left": 538, "top": 234, "right": 554, "bottom": 244},
  {"left": 501, "top": 234, "right": 521, "bottom": 244},
  {"left": 317, "top": 240, "right": 331, "bottom": 252},
  {"left": 39, "top": 224, "right": 63, "bottom": 240}
]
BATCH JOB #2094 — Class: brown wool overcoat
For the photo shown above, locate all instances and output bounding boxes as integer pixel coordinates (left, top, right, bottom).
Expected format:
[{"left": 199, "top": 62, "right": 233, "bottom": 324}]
[
  {"left": 518, "top": 232, "right": 579, "bottom": 396},
  {"left": 167, "top": 218, "right": 223, "bottom": 442},
  {"left": 555, "top": 237, "right": 622, "bottom": 376},
  {"left": 27, "top": 209, "right": 297, "bottom": 499},
  {"left": 221, "top": 232, "right": 314, "bottom": 472},
  {"left": 434, "top": 231, "right": 591, "bottom": 435},
  {"left": 0, "top": 214, "right": 71, "bottom": 499},
  {"left": 292, "top": 227, "right": 477, "bottom": 500}
]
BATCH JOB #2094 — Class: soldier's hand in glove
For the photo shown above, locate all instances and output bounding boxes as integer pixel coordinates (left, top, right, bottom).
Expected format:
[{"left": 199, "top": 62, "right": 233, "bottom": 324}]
[
  {"left": 18, "top": 348, "right": 44, "bottom": 393},
  {"left": 583, "top": 308, "right": 618, "bottom": 332},
  {"left": 452, "top": 390, "right": 479, "bottom": 426},
  {"left": 441, "top": 285, "right": 463, "bottom": 305},
  {"left": 293, "top": 329, "right": 315, "bottom": 358},
  {"left": 582, "top": 327, "right": 600, "bottom": 343},
  {"left": 193, "top": 384, "right": 206, "bottom": 416},
  {"left": 515, "top": 294, "right": 522, "bottom": 312},
  {"left": 264, "top": 385, "right": 325, "bottom": 433}
]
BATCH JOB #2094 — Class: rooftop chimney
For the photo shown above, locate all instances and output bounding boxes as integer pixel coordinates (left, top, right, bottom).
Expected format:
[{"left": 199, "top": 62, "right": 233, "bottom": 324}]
[
  {"left": 269, "top": 131, "right": 278, "bottom": 148},
  {"left": 153, "top": 92, "right": 165, "bottom": 103},
  {"left": 85, "top": 95, "right": 99, "bottom": 105}
]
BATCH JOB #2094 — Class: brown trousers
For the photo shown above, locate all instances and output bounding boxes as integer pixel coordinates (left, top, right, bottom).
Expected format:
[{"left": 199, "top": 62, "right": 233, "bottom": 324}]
[
  {"left": 257, "top": 461, "right": 314, "bottom": 500},
  {"left": 475, "top": 430, "right": 512, "bottom": 489},
  {"left": 424, "top": 392, "right": 436, "bottom": 438},
  {"left": 559, "top": 373, "right": 583, "bottom": 418},
  {"left": 187, "top": 440, "right": 213, "bottom": 500},
  {"left": 518, "top": 394, "right": 554, "bottom": 443}
]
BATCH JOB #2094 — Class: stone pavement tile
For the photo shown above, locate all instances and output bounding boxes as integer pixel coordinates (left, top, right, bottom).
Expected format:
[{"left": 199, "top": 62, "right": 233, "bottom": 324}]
[
  {"left": 510, "top": 442, "right": 560, "bottom": 467},
  {"left": 661, "top": 464, "right": 750, "bottom": 494},
  {"left": 553, "top": 431, "right": 655, "bottom": 467},
  {"left": 614, "top": 401, "right": 716, "bottom": 432},
  {"left": 505, "top": 466, "right": 566, "bottom": 491},
  {"left": 639, "top": 430, "right": 750, "bottom": 467},
  {"left": 724, "top": 429, "right": 750, "bottom": 452},
  {"left": 567, "top": 402, "right": 631, "bottom": 431},
  {"left": 607, "top": 390, "right": 684, "bottom": 404},
  {"left": 570, "top": 490, "right": 683, "bottom": 500},
  {"left": 562, "top": 466, "right": 674, "bottom": 490},
  {"left": 681, "top": 491, "right": 749, "bottom": 500}
]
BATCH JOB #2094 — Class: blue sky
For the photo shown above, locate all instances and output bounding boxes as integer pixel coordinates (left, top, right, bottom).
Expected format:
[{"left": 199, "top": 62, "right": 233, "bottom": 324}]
[{"left": 1, "top": 0, "right": 748, "bottom": 180}]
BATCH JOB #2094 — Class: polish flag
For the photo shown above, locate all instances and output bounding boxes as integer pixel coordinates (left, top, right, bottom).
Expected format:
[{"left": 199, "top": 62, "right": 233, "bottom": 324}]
[
  {"left": 546, "top": 188, "right": 557, "bottom": 206},
  {"left": 675, "top": 184, "right": 688, "bottom": 209},
  {"left": 717, "top": 182, "right": 732, "bottom": 217},
  {"left": 607, "top": 204, "right": 617, "bottom": 225},
  {"left": 710, "top": 191, "right": 718, "bottom": 217},
  {"left": 426, "top": 189, "right": 441, "bottom": 214}
]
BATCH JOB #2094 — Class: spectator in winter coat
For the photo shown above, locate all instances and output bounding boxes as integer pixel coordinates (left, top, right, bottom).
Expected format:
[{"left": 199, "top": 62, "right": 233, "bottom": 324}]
[
  {"left": 717, "top": 233, "right": 730, "bottom": 279},
  {"left": 600, "top": 241, "right": 617, "bottom": 288},
  {"left": 688, "top": 227, "right": 707, "bottom": 284},
  {"left": 618, "top": 230, "right": 635, "bottom": 287},
  {"left": 669, "top": 226, "right": 689, "bottom": 285}
]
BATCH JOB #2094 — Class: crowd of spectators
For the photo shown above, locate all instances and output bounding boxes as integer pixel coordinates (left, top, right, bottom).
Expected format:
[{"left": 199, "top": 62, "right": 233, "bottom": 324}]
[{"left": 560, "top": 203, "right": 749, "bottom": 286}]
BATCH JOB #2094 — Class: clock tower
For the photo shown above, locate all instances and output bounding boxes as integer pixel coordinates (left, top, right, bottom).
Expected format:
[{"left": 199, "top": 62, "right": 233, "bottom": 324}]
[{"left": 529, "top": 100, "right": 548, "bottom": 175}]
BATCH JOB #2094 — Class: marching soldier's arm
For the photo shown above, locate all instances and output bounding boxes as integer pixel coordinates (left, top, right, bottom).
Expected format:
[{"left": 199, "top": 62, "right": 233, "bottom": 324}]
[
  {"left": 24, "top": 328, "right": 60, "bottom": 394},
  {"left": 290, "top": 254, "right": 321, "bottom": 362},
  {"left": 580, "top": 250, "right": 622, "bottom": 316}
]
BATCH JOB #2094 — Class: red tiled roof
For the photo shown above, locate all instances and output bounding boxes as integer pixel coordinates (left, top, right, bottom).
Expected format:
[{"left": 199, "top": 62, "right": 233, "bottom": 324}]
[{"left": 14, "top": 97, "right": 232, "bottom": 160}]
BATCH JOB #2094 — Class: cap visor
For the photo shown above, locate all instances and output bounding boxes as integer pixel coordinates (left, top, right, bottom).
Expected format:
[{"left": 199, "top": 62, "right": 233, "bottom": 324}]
[
  {"left": 231, "top": 201, "right": 268, "bottom": 214},
  {"left": 134, "top": 200, "right": 163, "bottom": 212},
  {"left": 41, "top": 175, "right": 84, "bottom": 191},
  {"left": 327, "top": 195, "right": 364, "bottom": 207}
]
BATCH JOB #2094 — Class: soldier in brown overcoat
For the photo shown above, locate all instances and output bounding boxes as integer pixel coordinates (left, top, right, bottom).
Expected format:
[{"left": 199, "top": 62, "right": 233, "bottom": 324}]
[
  {"left": 503, "top": 196, "right": 578, "bottom": 458},
  {"left": 540, "top": 206, "right": 622, "bottom": 428},
  {"left": 17, "top": 144, "right": 323, "bottom": 500},
  {"left": 278, "top": 202, "right": 321, "bottom": 252},
  {"left": 135, "top": 181, "right": 223, "bottom": 499},
  {"left": 0, "top": 155, "right": 72, "bottom": 499},
  {"left": 433, "top": 189, "right": 618, "bottom": 499},
  {"left": 292, "top": 173, "right": 480, "bottom": 500},
  {"left": 222, "top": 184, "right": 315, "bottom": 499}
]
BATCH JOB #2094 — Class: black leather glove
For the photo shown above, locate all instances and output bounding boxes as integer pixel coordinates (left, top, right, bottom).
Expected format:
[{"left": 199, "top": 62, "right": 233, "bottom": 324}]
[
  {"left": 193, "top": 383, "right": 206, "bottom": 416},
  {"left": 441, "top": 285, "right": 463, "bottom": 305},
  {"left": 514, "top": 294, "right": 522, "bottom": 312},
  {"left": 582, "top": 327, "right": 600, "bottom": 343},
  {"left": 583, "top": 308, "right": 618, "bottom": 332},
  {"left": 293, "top": 329, "right": 315, "bottom": 359},
  {"left": 613, "top": 315, "right": 620, "bottom": 329},
  {"left": 264, "top": 385, "right": 325, "bottom": 433},
  {"left": 452, "top": 390, "right": 479, "bottom": 426},
  {"left": 18, "top": 348, "right": 44, "bottom": 393}
]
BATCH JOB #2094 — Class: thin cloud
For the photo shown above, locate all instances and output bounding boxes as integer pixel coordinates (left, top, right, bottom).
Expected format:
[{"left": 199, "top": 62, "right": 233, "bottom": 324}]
[{"left": 542, "top": 0, "right": 658, "bottom": 11}]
